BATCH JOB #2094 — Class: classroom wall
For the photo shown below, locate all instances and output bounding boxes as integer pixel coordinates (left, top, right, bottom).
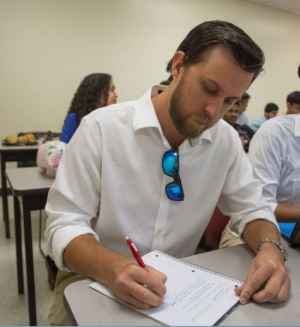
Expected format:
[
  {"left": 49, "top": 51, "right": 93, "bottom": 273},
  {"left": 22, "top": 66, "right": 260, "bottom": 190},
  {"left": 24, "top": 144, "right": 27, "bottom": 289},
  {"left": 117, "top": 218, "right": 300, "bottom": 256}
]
[{"left": 1, "top": 0, "right": 300, "bottom": 140}]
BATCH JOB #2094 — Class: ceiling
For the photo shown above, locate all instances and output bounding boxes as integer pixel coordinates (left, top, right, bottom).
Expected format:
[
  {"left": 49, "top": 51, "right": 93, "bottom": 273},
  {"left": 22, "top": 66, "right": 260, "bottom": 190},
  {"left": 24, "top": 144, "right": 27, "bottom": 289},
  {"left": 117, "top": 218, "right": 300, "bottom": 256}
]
[{"left": 244, "top": 0, "right": 300, "bottom": 15}]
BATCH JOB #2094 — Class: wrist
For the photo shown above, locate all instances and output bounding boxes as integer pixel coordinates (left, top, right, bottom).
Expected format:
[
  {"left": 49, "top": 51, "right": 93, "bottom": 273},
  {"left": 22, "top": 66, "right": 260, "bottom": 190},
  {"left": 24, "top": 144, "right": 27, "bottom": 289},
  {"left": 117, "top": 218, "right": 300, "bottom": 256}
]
[{"left": 256, "top": 238, "right": 288, "bottom": 261}]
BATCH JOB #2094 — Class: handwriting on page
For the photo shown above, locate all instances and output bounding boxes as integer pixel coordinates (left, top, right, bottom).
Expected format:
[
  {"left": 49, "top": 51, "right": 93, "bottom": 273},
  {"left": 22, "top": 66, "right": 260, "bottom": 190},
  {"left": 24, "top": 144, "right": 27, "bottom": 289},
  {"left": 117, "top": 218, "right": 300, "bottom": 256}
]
[
  {"left": 143, "top": 253, "right": 241, "bottom": 326},
  {"left": 90, "top": 251, "right": 242, "bottom": 326}
]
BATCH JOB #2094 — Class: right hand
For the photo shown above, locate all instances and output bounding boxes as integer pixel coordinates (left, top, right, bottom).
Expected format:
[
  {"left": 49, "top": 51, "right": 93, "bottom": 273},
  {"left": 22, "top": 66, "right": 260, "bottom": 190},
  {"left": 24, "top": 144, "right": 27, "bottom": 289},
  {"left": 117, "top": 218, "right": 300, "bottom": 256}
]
[{"left": 106, "top": 257, "right": 167, "bottom": 309}]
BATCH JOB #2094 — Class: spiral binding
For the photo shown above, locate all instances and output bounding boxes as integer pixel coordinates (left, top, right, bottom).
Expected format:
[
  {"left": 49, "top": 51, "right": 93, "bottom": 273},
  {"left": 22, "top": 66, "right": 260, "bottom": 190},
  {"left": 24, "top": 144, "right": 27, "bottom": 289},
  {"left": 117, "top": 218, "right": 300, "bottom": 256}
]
[{"left": 153, "top": 250, "right": 242, "bottom": 284}]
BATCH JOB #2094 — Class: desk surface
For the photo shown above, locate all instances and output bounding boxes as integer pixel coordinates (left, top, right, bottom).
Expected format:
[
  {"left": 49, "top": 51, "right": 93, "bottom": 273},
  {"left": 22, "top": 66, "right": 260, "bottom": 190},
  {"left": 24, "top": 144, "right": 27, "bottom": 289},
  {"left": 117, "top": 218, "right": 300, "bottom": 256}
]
[
  {"left": 5, "top": 167, "right": 54, "bottom": 196},
  {"left": 64, "top": 239, "right": 299, "bottom": 326},
  {"left": 0, "top": 143, "right": 40, "bottom": 153}
]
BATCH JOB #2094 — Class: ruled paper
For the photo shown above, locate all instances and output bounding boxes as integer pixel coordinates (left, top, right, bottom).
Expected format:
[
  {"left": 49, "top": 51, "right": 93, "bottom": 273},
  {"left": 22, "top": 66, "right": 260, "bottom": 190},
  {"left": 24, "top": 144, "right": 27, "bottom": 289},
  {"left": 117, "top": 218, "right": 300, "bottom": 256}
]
[{"left": 90, "top": 250, "right": 242, "bottom": 326}]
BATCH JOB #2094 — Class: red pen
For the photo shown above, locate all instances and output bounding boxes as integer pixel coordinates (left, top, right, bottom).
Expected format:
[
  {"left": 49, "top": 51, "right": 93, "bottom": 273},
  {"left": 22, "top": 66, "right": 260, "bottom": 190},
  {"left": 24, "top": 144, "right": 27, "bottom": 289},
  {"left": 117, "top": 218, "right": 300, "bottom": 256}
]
[{"left": 126, "top": 236, "right": 149, "bottom": 272}]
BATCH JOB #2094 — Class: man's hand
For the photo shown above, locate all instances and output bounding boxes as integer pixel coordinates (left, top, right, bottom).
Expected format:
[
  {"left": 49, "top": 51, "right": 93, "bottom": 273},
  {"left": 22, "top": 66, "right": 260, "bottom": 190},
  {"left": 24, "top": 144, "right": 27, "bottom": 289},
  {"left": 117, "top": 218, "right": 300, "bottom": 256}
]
[
  {"left": 64, "top": 235, "right": 167, "bottom": 310},
  {"left": 235, "top": 243, "right": 291, "bottom": 304},
  {"left": 105, "top": 257, "right": 167, "bottom": 309}
]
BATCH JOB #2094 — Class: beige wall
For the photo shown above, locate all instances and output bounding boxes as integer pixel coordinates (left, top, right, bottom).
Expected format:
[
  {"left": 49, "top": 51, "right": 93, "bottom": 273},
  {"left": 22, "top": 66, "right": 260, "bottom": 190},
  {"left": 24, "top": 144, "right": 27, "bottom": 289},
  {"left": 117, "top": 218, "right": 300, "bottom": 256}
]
[{"left": 1, "top": 0, "right": 300, "bottom": 139}]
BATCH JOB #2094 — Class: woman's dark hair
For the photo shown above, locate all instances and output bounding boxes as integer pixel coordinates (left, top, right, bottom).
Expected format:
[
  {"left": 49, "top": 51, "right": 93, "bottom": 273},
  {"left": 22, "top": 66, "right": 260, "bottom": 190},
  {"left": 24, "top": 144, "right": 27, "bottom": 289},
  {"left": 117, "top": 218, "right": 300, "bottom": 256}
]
[
  {"left": 166, "top": 20, "right": 265, "bottom": 83},
  {"left": 66, "top": 73, "right": 112, "bottom": 125}
]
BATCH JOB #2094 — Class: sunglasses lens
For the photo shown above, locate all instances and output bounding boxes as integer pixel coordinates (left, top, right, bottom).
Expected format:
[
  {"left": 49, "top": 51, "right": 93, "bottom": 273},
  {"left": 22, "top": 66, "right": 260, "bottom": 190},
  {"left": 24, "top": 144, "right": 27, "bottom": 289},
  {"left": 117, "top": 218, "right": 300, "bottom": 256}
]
[
  {"left": 162, "top": 151, "right": 178, "bottom": 177},
  {"left": 166, "top": 182, "right": 183, "bottom": 201}
]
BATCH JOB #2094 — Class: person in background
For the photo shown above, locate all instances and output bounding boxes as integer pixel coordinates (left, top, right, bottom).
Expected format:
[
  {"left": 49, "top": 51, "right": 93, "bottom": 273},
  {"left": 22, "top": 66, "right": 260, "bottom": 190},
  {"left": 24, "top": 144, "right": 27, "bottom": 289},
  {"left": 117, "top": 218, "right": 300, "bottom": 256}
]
[
  {"left": 45, "top": 21, "right": 290, "bottom": 325},
  {"left": 60, "top": 73, "right": 118, "bottom": 143},
  {"left": 284, "top": 91, "right": 300, "bottom": 115},
  {"left": 220, "top": 65, "right": 300, "bottom": 247},
  {"left": 222, "top": 101, "right": 255, "bottom": 152},
  {"left": 250, "top": 102, "right": 278, "bottom": 132},
  {"left": 236, "top": 92, "right": 250, "bottom": 125},
  {"left": 45, "top": 73, "right": 118, "bottom": 290}
]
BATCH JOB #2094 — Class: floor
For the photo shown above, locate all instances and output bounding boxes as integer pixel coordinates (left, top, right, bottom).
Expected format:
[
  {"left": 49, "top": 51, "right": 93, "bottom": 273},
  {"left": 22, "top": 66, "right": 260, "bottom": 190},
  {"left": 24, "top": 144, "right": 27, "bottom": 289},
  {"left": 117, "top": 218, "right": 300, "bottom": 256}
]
[{"left": 0, "top": 195, "right": 53, "bottom": 326}]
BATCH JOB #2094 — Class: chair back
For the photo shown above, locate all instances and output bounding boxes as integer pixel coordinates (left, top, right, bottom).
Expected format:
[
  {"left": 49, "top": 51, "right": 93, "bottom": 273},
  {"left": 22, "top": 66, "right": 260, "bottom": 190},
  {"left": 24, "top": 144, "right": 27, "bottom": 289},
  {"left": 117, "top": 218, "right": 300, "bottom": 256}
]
[{"left": 206, "top": 207, "right": 230, "bottom": 247}]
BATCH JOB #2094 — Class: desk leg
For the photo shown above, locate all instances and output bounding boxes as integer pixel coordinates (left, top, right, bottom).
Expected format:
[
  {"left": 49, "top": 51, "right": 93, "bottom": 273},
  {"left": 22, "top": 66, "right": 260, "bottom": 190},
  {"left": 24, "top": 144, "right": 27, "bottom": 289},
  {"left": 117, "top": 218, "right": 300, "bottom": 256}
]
[
  {"left": 1, "top": 156, "right": 10, "bottom": 238},
  {"left": 13, "top": 196, "right": 24, "bottom": 294},
  {"left": 23, "top": 198, "right": 37, "bottom": 326}
]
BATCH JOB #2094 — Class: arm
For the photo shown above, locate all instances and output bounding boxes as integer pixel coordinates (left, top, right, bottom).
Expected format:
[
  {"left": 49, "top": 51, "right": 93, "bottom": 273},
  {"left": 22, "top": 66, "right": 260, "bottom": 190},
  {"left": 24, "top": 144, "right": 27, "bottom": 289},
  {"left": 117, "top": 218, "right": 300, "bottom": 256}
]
[
  {"left": 60, "top": 113, "right": 77, "bottom": 143},
  {"left": 216, "top": 131, "right": 290, "bottom": 304},
  {"left": 248, "top": 120, "right": 299, "bottom": 223},
  {"left": 46, "top": 119, "right": 167, "bottom": 309},
  {"left": 274, "top": 204, "right": 300, "bottom": 222},
  {"left": 64, "top": 234, "right": 167, "bottom": 309},
  {"left": 235, "top": 220, "right": 290, "bottom": 304}
]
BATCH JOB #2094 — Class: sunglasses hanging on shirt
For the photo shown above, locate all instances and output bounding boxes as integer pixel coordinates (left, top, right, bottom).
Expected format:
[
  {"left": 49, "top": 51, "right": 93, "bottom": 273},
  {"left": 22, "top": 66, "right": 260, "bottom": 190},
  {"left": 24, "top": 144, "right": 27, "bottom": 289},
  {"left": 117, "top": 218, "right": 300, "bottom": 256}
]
[{"left": 162, "top": 148, "right": 184, "bottom": 201}]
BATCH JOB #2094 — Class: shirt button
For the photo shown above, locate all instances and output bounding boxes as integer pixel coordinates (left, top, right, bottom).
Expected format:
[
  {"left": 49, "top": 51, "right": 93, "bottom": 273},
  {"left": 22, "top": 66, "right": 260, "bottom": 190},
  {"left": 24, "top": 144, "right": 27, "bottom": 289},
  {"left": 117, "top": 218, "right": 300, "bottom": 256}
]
[{"left": 157, "top": 229, "right": 162, "bottom": 234}]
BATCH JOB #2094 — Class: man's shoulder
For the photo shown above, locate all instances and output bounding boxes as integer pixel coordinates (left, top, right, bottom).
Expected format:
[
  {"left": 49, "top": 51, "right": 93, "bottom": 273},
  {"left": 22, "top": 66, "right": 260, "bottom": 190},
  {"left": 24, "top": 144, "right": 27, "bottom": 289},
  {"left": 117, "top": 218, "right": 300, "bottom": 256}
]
[
  {"left": 259, "top": 114, "right": 295, "bottom": 134},
  {"left": 84, "top": 100, "right": 137, "bottom": 123}
]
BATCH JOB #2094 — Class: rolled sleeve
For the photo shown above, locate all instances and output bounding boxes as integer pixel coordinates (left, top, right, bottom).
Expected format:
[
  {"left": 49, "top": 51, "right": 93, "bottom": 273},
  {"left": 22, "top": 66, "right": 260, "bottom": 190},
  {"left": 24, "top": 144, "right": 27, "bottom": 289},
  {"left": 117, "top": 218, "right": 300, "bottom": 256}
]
[
  {"left": 45, "top": 119, "right": 102, "bottom": 270},
  {"left": 217, "top": 136, "right": 278, "bottom": 239}
]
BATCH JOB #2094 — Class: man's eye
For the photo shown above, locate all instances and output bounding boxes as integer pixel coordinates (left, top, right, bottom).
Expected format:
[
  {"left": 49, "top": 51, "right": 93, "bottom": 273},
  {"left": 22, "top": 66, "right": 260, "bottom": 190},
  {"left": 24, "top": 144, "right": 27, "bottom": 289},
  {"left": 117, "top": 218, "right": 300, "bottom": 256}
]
[
  {"left": 225, "top": 99, "right": 234, "bottom": 105},
  {"left": 205, "top": 85, "right": 217, "bottom": 95}
]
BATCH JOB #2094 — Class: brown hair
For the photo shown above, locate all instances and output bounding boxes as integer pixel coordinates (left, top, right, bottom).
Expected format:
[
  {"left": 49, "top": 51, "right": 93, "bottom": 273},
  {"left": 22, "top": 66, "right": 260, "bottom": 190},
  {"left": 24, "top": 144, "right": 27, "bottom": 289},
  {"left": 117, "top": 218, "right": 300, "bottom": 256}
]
[{"left": 166, "top": 20, "right": 264, "bottom": 83}]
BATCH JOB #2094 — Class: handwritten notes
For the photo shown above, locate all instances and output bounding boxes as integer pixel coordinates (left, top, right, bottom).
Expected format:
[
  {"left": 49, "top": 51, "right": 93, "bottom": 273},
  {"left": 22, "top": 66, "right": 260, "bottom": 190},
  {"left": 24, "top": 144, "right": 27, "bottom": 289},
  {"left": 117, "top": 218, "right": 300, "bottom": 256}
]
[{"left": 90, "top": 250, "right": 242, "bottom": 326}]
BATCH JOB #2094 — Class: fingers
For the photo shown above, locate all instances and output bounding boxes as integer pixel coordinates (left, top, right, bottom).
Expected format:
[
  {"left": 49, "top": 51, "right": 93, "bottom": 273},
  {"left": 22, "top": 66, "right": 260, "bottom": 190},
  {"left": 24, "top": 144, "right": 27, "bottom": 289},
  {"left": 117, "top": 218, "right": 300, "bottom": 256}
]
[
  {"left": 111, "top": 263, "right": 167, "bottom": 309},
  {"left": 237, "top": 258, "right": 290, "bottom": 305},
  {"left": 251, "top": 269, "right": 291, "bottom": 303},
  {"left": 123, "top": 279, "right": 165, "bottom": 309}
]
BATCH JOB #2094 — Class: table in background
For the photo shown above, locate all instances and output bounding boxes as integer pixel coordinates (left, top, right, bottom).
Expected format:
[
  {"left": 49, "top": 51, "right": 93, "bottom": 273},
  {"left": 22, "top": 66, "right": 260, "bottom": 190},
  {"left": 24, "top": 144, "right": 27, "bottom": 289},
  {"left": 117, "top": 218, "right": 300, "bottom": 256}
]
[
  {"left": 5, "top": 167, "right": 54, "bottom": 326},
  {"left": 64, "top": 239, "right": 299, "bottom": 326},
  {"left": 0, "top": 143, "right": 40, "bottom": 238}
]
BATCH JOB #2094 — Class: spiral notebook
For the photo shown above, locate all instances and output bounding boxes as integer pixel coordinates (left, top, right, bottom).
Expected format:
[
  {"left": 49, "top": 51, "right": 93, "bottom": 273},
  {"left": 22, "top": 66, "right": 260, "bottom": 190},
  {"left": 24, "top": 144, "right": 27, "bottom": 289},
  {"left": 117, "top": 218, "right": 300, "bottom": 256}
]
[{"left": 90, "top": 250, "right": 242, "bottom": 326}]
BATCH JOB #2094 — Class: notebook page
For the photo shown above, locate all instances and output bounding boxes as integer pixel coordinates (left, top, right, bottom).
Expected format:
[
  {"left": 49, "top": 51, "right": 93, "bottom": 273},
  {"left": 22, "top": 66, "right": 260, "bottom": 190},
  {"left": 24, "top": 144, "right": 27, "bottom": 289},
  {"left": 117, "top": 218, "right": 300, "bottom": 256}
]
[{"left": 90, "top": 250, "right": 242, "bottom": 326}]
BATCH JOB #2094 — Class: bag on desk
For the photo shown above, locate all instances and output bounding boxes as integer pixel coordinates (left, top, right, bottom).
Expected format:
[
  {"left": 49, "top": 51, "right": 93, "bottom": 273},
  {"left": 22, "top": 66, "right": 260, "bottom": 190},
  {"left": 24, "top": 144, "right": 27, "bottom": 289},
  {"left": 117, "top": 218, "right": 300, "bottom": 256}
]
[{"left": 37, "top": 140, "right": 67, "bottom": 176}]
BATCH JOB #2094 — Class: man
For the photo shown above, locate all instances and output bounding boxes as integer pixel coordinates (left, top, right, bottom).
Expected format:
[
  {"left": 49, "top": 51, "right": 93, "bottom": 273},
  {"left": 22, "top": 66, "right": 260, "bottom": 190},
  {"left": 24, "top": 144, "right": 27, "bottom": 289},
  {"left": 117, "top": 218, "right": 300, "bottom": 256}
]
[
  {"left": 250, "top": 102, "right": 279, "bottom": 132},
  {"left": 220, "top": 66, "right": 300, "bottom": 245},
  {"left": 222, "top": 101, "right": 255, "bottom": 152},
  {"left": 284, "top": 91, "right": 300, "bottom": 115},
  {"left": 45, "top": 21, "right": 290, "bottom": 325},
  {"left": 236, "top": 92, "right": 250, "bottom": 125}
]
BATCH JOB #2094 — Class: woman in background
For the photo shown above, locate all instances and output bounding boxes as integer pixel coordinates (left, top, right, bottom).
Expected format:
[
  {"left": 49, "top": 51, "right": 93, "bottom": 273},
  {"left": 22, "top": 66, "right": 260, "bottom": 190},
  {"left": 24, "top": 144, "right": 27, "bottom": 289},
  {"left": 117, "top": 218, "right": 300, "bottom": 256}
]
[
  {"left": 46, "top": 72, "right": 118, "bottom": 290},
  {"left": 60, "top": 73, "right": 118, "bottom": 143}
]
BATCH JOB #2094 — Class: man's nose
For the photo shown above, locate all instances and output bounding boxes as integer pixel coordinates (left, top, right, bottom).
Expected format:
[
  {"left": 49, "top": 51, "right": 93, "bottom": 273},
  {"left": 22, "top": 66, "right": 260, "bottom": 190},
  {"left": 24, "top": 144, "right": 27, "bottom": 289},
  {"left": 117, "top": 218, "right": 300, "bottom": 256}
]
[{"left": 204, "top": 101, "right": 223, "bottom": 119}]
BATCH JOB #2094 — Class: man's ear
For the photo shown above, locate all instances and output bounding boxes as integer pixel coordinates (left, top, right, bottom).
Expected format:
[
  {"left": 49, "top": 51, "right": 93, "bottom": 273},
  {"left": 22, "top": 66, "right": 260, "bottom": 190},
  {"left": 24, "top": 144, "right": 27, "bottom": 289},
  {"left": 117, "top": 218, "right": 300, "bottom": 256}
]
[{"left": 171, "top": 51, "right": 185, "bottom": 82}]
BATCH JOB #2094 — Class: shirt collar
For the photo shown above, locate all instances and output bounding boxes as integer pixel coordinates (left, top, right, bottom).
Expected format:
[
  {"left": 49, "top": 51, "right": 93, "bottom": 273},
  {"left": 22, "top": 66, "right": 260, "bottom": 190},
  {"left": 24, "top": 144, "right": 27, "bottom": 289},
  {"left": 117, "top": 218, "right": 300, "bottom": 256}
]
[
  {"left": 133, "top": 85, "right": 165, "bottom": 132},
  {"left": 294, "top": 114, "right": 300, "bottom": 136},
  {"left": 133, "top": 85, "right": 212, "bottom": 148}
]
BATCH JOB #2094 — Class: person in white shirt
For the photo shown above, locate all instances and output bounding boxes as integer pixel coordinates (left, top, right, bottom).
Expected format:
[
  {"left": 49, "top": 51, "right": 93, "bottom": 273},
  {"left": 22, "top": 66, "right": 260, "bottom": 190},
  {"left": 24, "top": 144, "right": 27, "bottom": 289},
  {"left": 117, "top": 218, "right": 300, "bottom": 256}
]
[
  {"left": 220, "top": 113, "right": 300, "bottom": 248},
  {"left": 284, "top": 91, "right": 300, "bottom": 115},
  {"left": 249, "top": 114, "right": 300, "bottom": 221},
  {"left": 45, "top": 20, "right": 290, "bottom": 325}
]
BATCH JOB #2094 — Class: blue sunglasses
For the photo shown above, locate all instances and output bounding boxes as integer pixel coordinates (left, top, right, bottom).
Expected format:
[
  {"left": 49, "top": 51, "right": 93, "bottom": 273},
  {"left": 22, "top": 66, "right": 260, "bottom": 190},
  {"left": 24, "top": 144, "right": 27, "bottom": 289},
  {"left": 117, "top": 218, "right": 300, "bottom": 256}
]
[{"left": 162, "top": 149, "right": 184, "bottom": 201}]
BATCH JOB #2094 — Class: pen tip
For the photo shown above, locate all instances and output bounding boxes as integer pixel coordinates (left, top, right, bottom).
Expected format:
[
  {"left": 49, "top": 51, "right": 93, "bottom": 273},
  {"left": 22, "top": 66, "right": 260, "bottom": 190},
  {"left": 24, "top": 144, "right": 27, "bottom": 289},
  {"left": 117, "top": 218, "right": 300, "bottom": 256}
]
[{"left": 125, "top": 236, "right": 129, "bottom": 240}]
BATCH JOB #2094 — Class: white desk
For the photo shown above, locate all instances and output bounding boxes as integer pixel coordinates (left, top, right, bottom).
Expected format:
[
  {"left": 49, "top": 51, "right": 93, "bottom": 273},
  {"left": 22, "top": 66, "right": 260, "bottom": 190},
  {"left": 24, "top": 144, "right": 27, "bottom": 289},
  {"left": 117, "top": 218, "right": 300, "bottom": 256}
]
[
  {"left": 64, "top": 239, "right": 299, "bottom": 326},
  {"left": 5, "top": 167, "right": 54, "bottom": 326},
  {"left": 0, "top": 143, "right": 40, "bottom": 238}
]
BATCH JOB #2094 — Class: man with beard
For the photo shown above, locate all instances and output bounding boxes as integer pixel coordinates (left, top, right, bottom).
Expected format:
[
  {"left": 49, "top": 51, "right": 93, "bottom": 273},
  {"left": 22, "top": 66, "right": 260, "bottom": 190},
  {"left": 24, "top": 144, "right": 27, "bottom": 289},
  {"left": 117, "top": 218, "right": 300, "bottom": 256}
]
[{"left": 45, "top": 21, "right": 290, "bottom": 325}]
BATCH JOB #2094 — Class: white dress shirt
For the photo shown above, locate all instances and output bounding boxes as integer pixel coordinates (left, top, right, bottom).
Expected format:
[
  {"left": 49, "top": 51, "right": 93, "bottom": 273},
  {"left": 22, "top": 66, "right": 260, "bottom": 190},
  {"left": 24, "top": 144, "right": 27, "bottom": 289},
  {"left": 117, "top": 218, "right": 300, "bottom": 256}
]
[
  {"left": 248, "top": 114, "right": 300, "bottom": 212},
  {"left": 45, "top": 85, "right": 276, "bottom": 270}
]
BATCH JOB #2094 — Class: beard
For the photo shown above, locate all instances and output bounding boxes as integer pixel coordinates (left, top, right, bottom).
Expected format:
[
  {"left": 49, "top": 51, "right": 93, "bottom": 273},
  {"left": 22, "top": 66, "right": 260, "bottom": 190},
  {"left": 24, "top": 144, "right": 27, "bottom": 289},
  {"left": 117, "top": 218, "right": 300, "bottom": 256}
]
[{"left": 169, "top": 73, "right": 216, "bottom": 139}]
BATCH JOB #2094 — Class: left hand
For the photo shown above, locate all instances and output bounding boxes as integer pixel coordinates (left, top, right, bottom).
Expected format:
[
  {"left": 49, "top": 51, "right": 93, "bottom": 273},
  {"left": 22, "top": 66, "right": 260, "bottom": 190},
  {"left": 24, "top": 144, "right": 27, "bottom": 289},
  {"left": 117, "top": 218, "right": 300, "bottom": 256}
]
[{"left": 234, "top": 243, "right": 291, "bottom": 304}]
